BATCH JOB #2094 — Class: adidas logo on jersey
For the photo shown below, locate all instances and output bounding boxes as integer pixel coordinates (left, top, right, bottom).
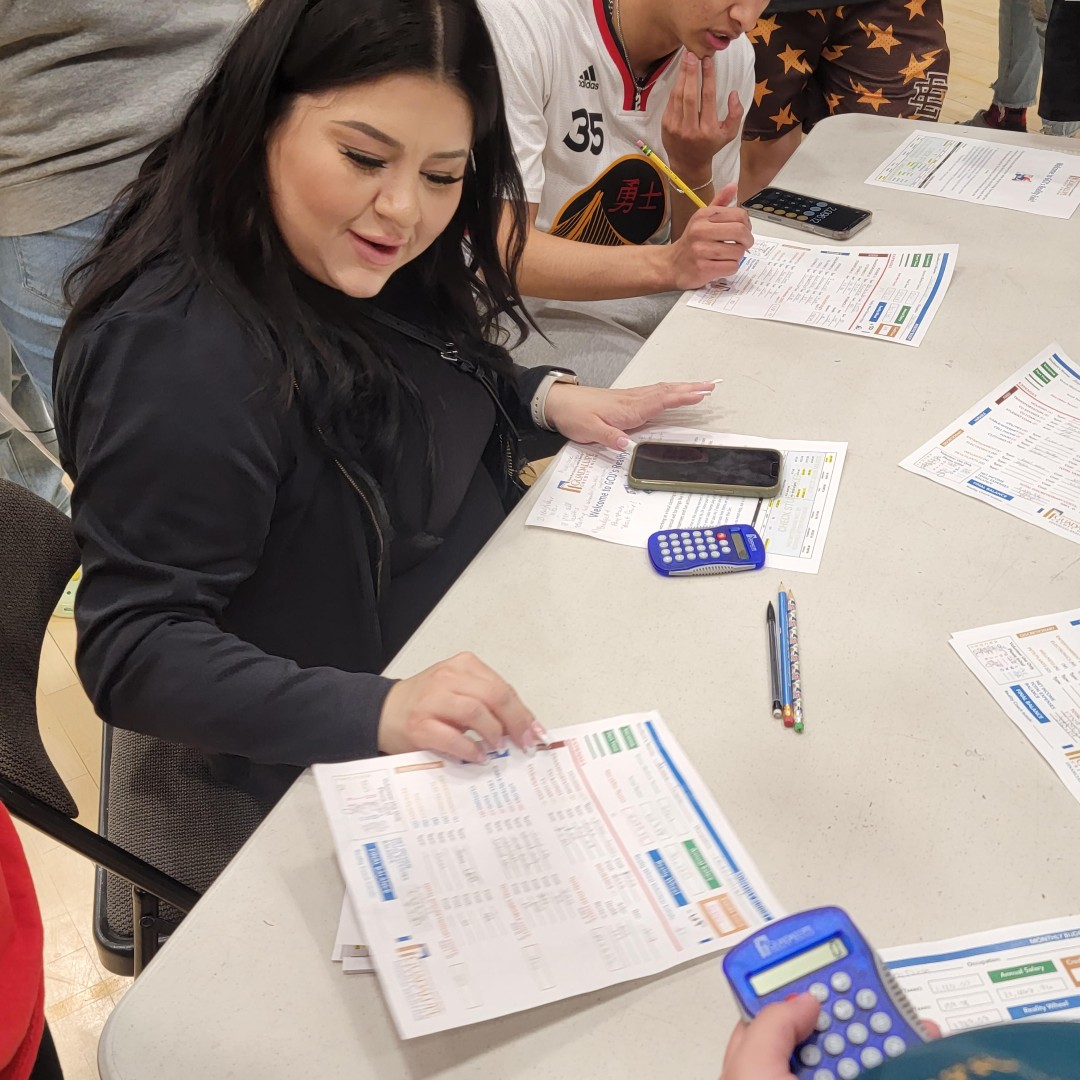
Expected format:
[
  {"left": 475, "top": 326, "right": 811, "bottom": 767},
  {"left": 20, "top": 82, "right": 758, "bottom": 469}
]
[{"left": 578, "top": 64, "right": 599, "bottom": 90}]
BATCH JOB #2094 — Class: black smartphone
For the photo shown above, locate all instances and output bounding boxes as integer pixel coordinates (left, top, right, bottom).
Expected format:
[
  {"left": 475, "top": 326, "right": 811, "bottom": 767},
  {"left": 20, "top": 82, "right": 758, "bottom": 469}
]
[
  {"left": 741, "top": 187, "right": 872, "bottom": 240},
  {"left": 627, "top": 442, "right": 783, "bottom": 497}
]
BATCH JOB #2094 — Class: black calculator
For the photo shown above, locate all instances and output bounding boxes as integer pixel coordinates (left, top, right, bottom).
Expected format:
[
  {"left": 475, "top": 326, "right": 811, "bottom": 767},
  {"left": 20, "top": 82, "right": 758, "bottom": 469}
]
[{"left": 742, "top": 187, "right": 872, "bottom": 240}]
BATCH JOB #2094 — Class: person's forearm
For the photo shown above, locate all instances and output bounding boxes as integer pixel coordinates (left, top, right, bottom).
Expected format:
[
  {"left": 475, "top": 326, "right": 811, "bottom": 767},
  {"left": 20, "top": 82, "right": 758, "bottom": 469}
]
[{"left": 515, "top": 225, "right": 676, "bottom": 300}]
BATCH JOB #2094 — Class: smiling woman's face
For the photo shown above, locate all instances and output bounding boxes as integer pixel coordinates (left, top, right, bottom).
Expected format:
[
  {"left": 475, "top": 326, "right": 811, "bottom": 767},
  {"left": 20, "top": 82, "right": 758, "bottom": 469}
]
[{"left": 266, "top": 73, "right": 474, "bottom": 297}]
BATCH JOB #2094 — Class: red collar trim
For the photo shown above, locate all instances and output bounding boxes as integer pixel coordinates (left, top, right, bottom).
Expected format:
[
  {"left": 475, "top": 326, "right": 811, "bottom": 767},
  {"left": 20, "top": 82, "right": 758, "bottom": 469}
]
[{"left": 592, "top": 0, "right": 678, "bottom": 111}]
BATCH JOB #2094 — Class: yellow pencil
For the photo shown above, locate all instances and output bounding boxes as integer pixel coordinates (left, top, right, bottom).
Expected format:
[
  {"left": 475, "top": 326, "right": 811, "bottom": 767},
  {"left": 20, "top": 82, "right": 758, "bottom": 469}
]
[{"left": 635, "top": 139, "right": 708, "bottom": 209}]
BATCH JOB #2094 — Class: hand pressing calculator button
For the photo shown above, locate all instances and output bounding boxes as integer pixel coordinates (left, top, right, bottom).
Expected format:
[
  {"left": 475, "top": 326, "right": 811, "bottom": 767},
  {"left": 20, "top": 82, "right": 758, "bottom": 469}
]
[
  {"left": 723, "top": 906, "right": 930, "bottom": 1080},
  {"left": 646, "top": 524, "right": 764, "bottom": 577}
]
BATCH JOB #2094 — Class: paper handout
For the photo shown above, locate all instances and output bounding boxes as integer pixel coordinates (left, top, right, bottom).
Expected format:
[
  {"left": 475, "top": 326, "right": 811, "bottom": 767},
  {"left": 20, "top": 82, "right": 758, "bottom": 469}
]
[
  {"left": 315, "top": 712, "right": 781, "bottom": 1038},
  {"left": 900, "top": 343, "right": 1080, "bottom": 545},
  {"left": 687, "top": 236, "right": 955, "bottom": 347},
  {"left": 950, "top": 608, "right": 1080, "bottom": 807},
  {"left": 526, "top": 427, "right": 846, "bottom": 574},
  {"left": 866, "top": 130, "right": 1080, "bottom": 219},
  {"left": 882, "top": 914, "right": 1080, "bottom": 1031}
]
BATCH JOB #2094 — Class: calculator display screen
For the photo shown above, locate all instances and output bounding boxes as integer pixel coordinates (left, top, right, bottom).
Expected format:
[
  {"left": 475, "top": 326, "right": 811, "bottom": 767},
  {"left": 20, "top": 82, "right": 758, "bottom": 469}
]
[
  {"left": 749, "top": 937, "right": 849, "bottom": 996},
  {"left": 733, "top": 532, "right": 747, "bottom": 560},
  {"left": 745, "top": 188, "right": 871, "bottom": 235}
]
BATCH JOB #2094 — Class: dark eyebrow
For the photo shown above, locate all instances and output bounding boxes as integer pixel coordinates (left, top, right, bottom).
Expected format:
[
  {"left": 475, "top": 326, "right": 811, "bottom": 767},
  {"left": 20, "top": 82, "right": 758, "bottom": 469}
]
[{"left": 333, "top": 119, "right": 468, "bottom": 160}]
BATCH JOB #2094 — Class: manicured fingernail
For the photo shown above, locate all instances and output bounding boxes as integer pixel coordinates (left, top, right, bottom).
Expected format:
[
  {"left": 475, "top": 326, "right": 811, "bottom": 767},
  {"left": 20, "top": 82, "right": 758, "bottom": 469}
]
[
  {"left": 530, "top": 722, "right": 549, "bottom": 746},
  {"left": 616, "top": 436, "right": 631, "bottom": 451}
]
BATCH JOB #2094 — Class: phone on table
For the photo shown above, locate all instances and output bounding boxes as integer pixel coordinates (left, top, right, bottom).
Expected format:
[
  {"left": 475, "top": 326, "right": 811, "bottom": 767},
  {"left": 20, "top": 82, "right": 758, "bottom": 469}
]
[
  {"left": 628, "top": 442, "right": 783, "bottom": 498},
  {"left": 723, "top": 906, "right": 931, "bottom": 1080},
  {"left": 742, "top": 187, "right": 873, "bottom": 240}
]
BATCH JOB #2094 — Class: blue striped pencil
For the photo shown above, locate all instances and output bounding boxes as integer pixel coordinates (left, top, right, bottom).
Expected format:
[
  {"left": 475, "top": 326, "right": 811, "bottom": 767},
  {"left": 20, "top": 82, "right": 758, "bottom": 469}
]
[
  {"left": 787, "top": 588, "right": 803, "bottom": 734},
  {"left": 778, "top": 585, "right": 793, "bottom": 726}
]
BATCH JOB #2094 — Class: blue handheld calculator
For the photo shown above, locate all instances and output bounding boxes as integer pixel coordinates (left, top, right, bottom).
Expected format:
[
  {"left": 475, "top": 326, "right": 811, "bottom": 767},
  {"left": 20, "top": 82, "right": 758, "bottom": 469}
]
[
  {"left": 647, "top": 524, "right": 765, "bottom": 577},
  {"left": 723, "top": 907, "right": 929, "bottom": 1080}
]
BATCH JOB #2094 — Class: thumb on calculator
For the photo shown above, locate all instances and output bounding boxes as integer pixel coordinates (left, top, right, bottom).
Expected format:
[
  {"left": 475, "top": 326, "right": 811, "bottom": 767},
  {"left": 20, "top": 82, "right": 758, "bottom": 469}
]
[{"left": 719, "top": 992, "right": 819, "bottom": 1080}]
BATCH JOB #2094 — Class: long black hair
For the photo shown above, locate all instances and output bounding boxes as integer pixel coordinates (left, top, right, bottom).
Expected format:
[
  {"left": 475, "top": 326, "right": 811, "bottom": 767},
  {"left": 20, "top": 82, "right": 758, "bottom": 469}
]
[{"left": 61, "top": 0, "right": 530, "bottom": 482}]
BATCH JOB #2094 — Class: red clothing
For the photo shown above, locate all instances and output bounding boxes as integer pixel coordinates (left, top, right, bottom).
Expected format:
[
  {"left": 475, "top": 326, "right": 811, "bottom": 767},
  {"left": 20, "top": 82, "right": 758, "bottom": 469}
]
[{"left": 0, "top": 806, "right": 45, "bottom": 1080}]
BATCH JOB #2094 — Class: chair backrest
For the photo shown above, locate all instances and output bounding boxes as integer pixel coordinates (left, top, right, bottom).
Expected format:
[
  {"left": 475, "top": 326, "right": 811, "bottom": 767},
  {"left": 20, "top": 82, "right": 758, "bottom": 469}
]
[
  {"left": 100, "top": 726, "right": 270, "bottom": 938},
  {"left": 0, "top": 479, "right": 80, "bottom": 817}
]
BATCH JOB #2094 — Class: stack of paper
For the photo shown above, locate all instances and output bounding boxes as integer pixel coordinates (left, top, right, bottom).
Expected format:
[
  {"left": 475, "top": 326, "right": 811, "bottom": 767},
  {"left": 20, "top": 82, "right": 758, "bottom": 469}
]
[
  {"left": 315, "top": 712, "right": 781, "bottom": 1038},
  {"left": 330, "top": 895, "right": 372, "bottom": 975}
]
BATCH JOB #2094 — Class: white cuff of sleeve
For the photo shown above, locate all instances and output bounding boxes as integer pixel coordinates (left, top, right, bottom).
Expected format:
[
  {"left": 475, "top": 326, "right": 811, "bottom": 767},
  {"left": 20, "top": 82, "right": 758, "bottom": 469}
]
[{"left": 530, "top": 371, "right": 578, "bottom": 431}]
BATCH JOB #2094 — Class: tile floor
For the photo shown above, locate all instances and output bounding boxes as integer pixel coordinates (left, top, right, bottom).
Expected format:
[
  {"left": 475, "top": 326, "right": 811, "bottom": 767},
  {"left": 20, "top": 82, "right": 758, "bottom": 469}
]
[
  {"left": 12, "top": 13, "right": 1005, "bottom": 1076},
  {"left": 15, "top": 618, "right": 132, "bottom": 1080}
]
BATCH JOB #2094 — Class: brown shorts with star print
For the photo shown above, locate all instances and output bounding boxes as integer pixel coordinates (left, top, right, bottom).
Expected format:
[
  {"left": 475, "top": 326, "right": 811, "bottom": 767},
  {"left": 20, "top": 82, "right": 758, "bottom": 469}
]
[{"left": 742, "top": 0, "right": 950, "bottom": 141}]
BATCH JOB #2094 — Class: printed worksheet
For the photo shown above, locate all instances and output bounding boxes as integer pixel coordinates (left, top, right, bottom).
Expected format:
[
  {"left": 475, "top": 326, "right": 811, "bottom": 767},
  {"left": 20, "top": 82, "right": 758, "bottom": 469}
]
[
  {"left": 949, "top": 608, "right": 1080, "bottom": 805},
  {"left": 330, "top": 897, "right": 373, "bottom": 974},
  {"left": 315, "top": 712, "right": 781, "bottom": 1038},
  {"left": 526, "top": 427, "right": 846, "bottom": 574},
  {"left": 882, "top": 915, "right": 1080, "bottom": 1032},
  {"left": 900, "top": 343, "right": 1080, "bottom": 544},
  {"left": 866, "top": 130, "right": 1080, "bottom": 219},
  {"left": 686, "top": 236, "right": 955, "bottom": 347}
]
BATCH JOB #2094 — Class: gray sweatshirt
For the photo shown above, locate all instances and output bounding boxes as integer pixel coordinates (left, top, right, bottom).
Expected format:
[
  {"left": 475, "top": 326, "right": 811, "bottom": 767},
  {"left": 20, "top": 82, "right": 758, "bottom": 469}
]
[{"left": 0, "top": 1, "right": 250, "bottom": 236}]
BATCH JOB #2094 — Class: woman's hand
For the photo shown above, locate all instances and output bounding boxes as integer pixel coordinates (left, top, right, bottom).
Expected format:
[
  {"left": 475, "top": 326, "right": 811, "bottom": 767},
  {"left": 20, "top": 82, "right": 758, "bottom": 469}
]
[
  {"left": 719, "top": 993, "right": 819, "bottom": 1080},
  {"left": 378, "top": 652, "right": 541, "bottom": 763},
  {"left": 543, "top": 380, "right": 717, "bottom": 451}
]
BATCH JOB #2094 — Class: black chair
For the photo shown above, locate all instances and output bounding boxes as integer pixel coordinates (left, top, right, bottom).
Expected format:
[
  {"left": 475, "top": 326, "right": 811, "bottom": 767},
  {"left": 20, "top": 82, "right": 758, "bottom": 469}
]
[{"left": 0, "top": 478, "right": 268, "bottom": 975}]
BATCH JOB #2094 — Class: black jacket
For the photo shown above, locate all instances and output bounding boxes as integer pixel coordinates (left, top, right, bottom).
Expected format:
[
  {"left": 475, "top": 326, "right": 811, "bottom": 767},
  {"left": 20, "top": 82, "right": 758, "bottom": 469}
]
[
  {"left": 1040, "top": 2, "right": 1080, "bottom": 124},
  {"left": 55, "top": 267, "right": 553, "bottom": 802}
]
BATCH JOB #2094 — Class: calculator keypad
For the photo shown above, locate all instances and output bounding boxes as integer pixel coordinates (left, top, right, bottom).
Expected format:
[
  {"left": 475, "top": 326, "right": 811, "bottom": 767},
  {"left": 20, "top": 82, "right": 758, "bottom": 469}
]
[
  {"left": 748, "top": 190, "right": 833, "bottom": 225},
  {"left": 793, "top": 967, "right": 912, "bottom": 1078},
  {"left": 650, "top": 527, "right": 745, "bottom": 576}
]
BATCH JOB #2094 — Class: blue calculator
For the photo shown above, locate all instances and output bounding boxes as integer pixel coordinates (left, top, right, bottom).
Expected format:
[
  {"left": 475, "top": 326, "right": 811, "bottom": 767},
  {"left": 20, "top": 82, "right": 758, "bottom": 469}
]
[
  {"left": 723, "top": 907, "right": 930, "bottom": 1080},
  {"left": 647, "top": 524, "right": 765, "bottom": 576}
]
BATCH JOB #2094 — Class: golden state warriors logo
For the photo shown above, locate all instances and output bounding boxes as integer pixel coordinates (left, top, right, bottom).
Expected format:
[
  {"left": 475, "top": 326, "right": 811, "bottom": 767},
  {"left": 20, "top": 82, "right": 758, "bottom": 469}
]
[{"left": 549, "top": 154, "right": 668, "bottom": 246}]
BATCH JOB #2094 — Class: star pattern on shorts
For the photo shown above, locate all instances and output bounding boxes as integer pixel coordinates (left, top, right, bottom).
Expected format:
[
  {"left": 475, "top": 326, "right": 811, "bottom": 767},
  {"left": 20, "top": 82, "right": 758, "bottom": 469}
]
[
  {"left": 748, "top": 14, "right": 781, "bottom": 45},
  {"left": 850, "top": 79, "right": 889, "bottom": 111},
  {"left": 753, "top": 78, "right": 773, "bottom": 106},
  {"left": 770, "top": 103, "right": 798, "bottom": 130},
  {"left": 904, "top": 0, "right": 926, "bottom": 17},
  {"left": 777, "top": 43, "right": 813, "bottom": 74},
  {"left": 898, "top": 48, "right": 940, "bottom": 83},
  {"left": 821, "top": 43, "right": 851, "bottom": 62},
  {"left": 825, "top": 91, "right": 844, "bottom": 112},
  {"left": 807, "top": 8, "right": 827, "bottom": 19},
  {"left": 862, "top": 21, "right": 902, "bottom": 54}
]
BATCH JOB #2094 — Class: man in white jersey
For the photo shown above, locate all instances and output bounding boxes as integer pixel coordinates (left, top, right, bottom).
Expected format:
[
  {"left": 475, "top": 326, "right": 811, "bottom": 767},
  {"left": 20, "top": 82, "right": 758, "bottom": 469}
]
[{"left": 481, "top": 0, "right": 767, "bottom": 385}]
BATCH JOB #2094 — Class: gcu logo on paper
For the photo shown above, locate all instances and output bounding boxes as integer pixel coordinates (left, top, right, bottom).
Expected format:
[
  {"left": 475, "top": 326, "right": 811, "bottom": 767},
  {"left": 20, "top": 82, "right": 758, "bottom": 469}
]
[{"left": 753, "top": 924, "right": 815, "bottom": 959}]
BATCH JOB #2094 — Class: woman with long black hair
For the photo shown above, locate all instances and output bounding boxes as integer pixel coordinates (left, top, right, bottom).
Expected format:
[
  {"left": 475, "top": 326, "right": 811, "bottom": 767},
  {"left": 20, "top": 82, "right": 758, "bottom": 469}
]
[{"left": 54, "top": 0, "right": 715, "bottom": 805}]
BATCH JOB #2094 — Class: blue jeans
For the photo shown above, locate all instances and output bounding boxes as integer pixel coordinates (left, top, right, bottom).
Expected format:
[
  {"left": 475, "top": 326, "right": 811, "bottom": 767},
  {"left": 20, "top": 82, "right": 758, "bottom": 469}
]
[
  {"left": 0, "top": 208, "right": 110, "bottom": 510},
  {"left": 993, "top": 0, "right": 1080, "bottom": 136}
]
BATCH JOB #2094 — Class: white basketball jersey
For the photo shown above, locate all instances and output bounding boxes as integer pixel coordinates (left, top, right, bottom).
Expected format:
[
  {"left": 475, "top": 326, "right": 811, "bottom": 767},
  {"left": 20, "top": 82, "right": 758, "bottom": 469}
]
[{"left": 479, "top": 0, "right": 754, "bottom": 246}]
